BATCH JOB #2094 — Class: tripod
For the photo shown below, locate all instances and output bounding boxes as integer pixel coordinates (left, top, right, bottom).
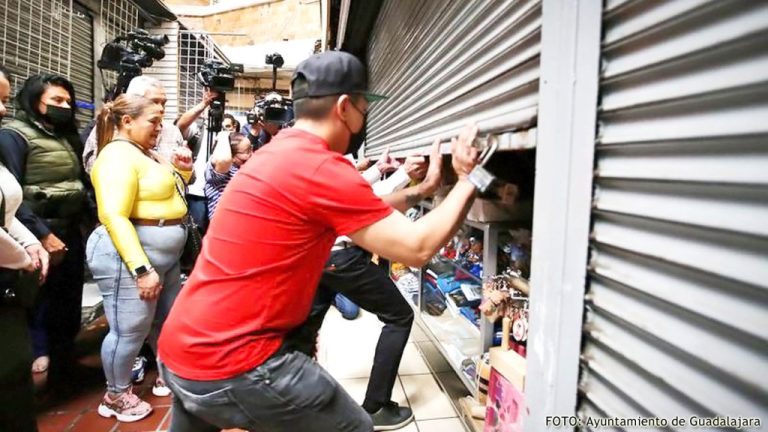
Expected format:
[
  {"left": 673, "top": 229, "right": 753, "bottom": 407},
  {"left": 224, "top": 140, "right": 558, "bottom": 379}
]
[{"left": 206, "top": 92, "right": 227, "bottom": 156}]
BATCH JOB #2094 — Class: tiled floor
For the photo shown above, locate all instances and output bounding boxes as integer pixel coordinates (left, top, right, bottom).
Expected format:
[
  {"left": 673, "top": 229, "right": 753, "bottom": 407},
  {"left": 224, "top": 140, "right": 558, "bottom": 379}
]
[
  {"left": 34, "top": 307, "right": 467, "bottom": 431},
  {"left": 318, "top": 308, "right": 468, "bottom": 432}
]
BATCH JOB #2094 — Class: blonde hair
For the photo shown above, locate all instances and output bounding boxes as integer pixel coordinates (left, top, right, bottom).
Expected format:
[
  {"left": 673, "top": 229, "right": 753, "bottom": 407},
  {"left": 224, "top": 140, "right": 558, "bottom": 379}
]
[{"left": 96, "top": 94, "right": 156, "bottom": 153}]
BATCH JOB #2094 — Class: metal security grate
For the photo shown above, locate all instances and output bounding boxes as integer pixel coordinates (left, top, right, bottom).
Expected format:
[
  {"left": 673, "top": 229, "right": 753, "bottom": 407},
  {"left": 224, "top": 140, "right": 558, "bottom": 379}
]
[
  {"left": 178, "top": 31, "right": 227, "bottom": 120},
  {"left": 99, "top": 0, "right": 139, "bottom": 91},
  {"left": 2, "top": 0, "right": 70, "bottom": 112},
  {"left": 0, "top": 0, "right": 96, "bottom": 128}
]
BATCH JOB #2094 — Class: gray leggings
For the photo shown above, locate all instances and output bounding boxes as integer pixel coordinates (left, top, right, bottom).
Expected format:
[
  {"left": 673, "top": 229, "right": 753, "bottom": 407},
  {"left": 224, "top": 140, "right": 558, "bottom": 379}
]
[{"left": 86, "top": 224, "right": 186, "bottom": 393}]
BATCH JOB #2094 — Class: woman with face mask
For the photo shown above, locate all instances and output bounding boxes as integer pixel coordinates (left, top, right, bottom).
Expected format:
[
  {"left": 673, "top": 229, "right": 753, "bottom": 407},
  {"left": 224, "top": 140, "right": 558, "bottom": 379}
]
[
  {"left": 0, "top": 73, "right": 87, "bottom": 382},
  {"left": 87, "top": 94, "right": 192, "bottom": 422}
]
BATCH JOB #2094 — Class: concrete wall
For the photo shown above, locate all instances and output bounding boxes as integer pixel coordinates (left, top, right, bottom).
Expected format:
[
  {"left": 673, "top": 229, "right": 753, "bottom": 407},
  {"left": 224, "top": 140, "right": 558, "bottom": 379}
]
[{"left": 169, "top": 0, "right": 323, "bottom": 48}]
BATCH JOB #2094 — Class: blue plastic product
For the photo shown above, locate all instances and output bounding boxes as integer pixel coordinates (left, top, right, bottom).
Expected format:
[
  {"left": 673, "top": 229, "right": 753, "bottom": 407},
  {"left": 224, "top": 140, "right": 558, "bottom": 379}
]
[
  {"left": 459, "top": 306, "right": 480, "bottom": 328},
  {"left": 469, "top": 263, "right": 483, "bottom": 278},
  {"left": 436, "top": 275, "right": 457, "bottom": 293}
]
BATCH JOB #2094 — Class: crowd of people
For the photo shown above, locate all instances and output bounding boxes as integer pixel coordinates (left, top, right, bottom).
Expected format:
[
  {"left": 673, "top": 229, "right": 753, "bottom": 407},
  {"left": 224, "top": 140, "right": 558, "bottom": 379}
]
[{"left": 0, "top": 50, "right": 484, "bottom": 432}]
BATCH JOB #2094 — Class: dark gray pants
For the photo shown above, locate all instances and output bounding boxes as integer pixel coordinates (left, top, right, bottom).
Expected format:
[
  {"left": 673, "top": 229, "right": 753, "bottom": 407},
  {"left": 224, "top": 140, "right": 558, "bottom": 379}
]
[{"left": 160, "top": 350, "right": 373, "bottom": 432}]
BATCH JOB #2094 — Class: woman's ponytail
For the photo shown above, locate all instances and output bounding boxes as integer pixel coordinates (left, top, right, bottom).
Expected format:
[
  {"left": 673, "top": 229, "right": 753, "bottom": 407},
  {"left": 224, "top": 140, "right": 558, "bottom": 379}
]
[{"left": 96, "top": 102, "right": 116, "bottom": 154}]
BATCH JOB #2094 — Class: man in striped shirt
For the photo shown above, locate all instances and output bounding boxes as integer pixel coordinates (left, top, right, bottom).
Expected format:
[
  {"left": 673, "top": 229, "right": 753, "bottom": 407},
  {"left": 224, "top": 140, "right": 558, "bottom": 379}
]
[{"left": 204, "top": 131, "right": 253, "bottom": 219}]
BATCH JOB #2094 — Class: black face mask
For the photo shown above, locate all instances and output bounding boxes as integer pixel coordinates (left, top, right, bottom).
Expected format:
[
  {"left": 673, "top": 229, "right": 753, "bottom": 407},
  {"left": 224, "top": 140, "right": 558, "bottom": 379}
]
[
  {"left": 346, "top": 113, "right": 367, "bottom": 156},
  {"left": 43, "top": 104, "right": 72, "bottom": 128}
]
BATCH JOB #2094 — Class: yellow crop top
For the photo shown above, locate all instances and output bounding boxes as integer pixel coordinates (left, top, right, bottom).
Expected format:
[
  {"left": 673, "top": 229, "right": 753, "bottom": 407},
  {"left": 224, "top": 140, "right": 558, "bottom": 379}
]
[{"left": 91, "top": 139, "right": 193, "bottom": 271}]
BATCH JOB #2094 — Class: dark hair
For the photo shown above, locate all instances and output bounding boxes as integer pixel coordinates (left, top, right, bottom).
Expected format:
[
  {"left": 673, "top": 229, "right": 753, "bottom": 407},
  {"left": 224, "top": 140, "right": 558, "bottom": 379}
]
[
  {"left": 223, "top": 113, "right": 241, "bottom": 132},
  {"left": 0, "top": 64, "right": 10, "bottom": 80},
  {"left": 229, "top": 132, "right": 248, "bottom": 153},
  {"left": 293, "top": 76, "right": 364, "bottom": 120},
  {"left": 14, "top": 73, "right": 79, "bottom": 133}
]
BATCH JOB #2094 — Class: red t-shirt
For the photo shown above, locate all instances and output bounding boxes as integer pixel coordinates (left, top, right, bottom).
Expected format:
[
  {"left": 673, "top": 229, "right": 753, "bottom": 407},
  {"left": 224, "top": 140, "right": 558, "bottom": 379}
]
[{"left": 158, "top": 129, "right": 393, "bottom": 380}]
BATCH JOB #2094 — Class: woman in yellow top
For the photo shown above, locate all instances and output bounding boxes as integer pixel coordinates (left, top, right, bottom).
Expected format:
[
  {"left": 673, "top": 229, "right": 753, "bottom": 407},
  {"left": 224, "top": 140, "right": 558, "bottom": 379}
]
[{"left": 86, "top": 94, "right": 193, "bottom": 423}]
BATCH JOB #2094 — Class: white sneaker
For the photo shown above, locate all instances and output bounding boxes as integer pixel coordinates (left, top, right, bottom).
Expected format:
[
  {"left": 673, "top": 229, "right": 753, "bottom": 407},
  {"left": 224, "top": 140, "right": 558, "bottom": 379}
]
[
  {"left": 152, "top": 378, "right": 172, "bottom": 397},
  {"left": 97, "top": 390, "right": 152, "bottom": 422}
]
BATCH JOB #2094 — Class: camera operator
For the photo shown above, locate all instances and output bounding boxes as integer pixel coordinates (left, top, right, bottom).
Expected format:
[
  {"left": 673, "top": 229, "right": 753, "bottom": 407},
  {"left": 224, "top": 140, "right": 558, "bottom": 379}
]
[
  {"left": 246, "top": 92, "right": 292, "bottom": 150},
  {"left": 181, "top": 87, "right": 222, "bottom": 233},
  {"left": 83, "top": 76, "right": 190, "bottom": 174},
  {"left": 175, "top": 87, "right": 219, "bottom": 140},
  {"left": 243, "top": 107, "right": 263, "bottom": 149}
]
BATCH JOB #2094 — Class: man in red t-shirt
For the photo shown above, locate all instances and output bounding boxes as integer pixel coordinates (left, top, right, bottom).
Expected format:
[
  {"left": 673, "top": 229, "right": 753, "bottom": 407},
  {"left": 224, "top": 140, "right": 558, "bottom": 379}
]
[{"left": 158, "top": 51, "right": 482, "bottom": 432}]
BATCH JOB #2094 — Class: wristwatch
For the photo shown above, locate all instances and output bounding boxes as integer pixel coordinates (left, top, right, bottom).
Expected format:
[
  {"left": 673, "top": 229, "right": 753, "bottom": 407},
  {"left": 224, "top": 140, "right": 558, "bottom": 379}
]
[
  {"left": 467, "top": 166, "right": 494, "bottom": 193},
  {"left": 133, "top": 265, "right": 153, "bottom": 278}
]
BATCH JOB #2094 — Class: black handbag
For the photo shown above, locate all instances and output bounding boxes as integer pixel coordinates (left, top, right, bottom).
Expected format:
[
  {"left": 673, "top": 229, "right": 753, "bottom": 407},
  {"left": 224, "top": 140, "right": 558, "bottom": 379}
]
[
  {"left": 172, "top": 172, "right": 203, "bottom": 270},
  {"left": 0, "top": 188, "right": 41, "bottom": 308}
]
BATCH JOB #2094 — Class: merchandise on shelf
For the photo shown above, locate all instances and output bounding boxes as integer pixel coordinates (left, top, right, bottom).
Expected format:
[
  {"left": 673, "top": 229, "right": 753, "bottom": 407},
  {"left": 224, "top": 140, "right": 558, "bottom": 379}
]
[
  {"left": 394, "top": 272, "right": 420, "bottom": 305},
  {"left": 390, "top": 262, "right": 410, "bottom": 280},
  {"left": 479, "top": 274, "right": 529, "bottom": 323},
  {"left": 421, "top": 279, "right": 447, "bottom": 316},
  {"left": 498, "top": 229, "right": 532, "bottom": 278}
]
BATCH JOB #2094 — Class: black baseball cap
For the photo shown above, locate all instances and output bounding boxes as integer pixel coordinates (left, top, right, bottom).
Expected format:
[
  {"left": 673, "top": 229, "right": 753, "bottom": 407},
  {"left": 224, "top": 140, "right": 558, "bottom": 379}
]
[{"left": 291, "top": 51, "right": 386, "bottom": 102}]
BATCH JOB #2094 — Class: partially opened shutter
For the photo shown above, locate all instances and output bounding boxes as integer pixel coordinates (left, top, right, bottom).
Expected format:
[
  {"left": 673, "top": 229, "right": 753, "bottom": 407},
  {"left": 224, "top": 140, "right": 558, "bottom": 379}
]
[{"left": 365, "top": 0, "right": 541, "bottom": 157}]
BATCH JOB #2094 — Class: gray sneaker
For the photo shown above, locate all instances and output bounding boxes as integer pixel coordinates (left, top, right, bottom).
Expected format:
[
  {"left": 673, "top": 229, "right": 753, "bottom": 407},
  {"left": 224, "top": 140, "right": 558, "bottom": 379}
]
[{"left": 370, "top": 402, "right": 414, "bottom": 431}]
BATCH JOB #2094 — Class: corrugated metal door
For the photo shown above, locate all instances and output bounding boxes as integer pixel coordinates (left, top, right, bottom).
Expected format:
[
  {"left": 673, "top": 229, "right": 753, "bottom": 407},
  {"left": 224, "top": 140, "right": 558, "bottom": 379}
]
[
  {"left": 147, "top": 22, "right": 181, "bottom": 122},
  {"left": 70, "top": 2, "right": 94, "bottom": 127},
  {"left": 0, "top": 0, "right": 93, "bottom": 129},
  {"left": 364, "top": 0, "right": 541, "bottom": 157},
  {"left": 579, "top": 0, "right": 768, "bottom": 426}
]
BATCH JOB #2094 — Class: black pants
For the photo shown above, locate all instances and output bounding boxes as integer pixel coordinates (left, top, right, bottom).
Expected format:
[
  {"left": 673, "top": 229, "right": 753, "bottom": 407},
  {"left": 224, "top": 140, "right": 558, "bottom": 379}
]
[
  {"left": 0, "top": 305, "right": 38, "bottom": 431},
  {"left": 288, "top": 246, "right": 414, "bottom": 413},
  {"left": 29, "top": 223, "right": 84, "bottom": 382}
]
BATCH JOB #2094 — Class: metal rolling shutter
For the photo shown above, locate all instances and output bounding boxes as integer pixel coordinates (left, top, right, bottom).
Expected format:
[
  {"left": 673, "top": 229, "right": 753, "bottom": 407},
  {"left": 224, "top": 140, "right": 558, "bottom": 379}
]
[
  {"left": 364, "top": 0, "right": 541, "bottom": 157},
  {"left": 579, "top": 0, "right": 768, "bottom": 426},
  {"left": 70, "top": 2, "right": 95, "bottom": 128},
  {"left": 0, "top": 0, "right": 93, "bottom": 130}
]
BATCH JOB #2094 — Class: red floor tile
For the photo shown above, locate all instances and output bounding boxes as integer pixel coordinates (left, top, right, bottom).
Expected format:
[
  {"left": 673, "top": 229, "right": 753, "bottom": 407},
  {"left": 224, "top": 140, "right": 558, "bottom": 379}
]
[
  {"left": 112, "top": 406, "right": 169, "bottom": 432},
  {"left": 69, "top": 410, "right": 117, "bottom": 432},
  {"left": 37, "top": 411, "right": 80, "bottom": 432},
  {"left": 49, "top": 389, "right": 106, "bottom": 415}
]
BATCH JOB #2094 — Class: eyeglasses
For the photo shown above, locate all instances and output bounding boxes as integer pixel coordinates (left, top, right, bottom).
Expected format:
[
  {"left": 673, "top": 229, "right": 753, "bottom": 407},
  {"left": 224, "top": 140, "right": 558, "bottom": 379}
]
[{"left": 349, "top": 102, "right": 369, "bottom": 117}]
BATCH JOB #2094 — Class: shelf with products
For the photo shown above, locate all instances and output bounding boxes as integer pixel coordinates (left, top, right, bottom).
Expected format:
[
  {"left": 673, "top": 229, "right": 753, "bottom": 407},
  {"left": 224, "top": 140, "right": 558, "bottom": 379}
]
[
  {"left": 387, "top": 149, "right": 535, "bottom": 396},
  {"left": 389, "top": 262, "right": 420, "bottom": 309},
  {"left": 387, "top": 205, "right": 426, "bottom": 309}
]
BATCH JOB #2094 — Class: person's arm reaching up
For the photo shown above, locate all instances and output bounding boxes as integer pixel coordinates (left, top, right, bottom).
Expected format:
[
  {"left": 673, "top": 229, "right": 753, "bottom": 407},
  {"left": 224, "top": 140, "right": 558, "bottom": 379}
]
[
  {"left": 349, "top": 124, "right": 480, "bottom": 267},
  {"left": 379, "top": 138, "right": 442, "bottom": 213},
  {"left": 176, "top": 88, "right": 217, "bottom": 137},
  {"left": 209, "top": 131, "right": 233, "bottom": 174}
]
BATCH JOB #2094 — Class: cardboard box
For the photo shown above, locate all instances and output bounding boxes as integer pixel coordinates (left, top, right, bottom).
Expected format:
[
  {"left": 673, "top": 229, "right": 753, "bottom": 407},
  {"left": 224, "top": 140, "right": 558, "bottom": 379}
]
[
  {"left": 489, "top": 345, "right": 527, "bottom": 391},
  {"left": 467, "top": 199, "right": 516, "bottom": 222}
]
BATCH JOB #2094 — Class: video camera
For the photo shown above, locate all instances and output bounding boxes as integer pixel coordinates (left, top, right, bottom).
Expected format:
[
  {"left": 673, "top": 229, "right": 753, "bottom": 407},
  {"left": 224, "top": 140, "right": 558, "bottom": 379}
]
[
  {"left": 247, "top": 92, "right": 293, "bottom": 128},
  {"left": 197, "top": 60, "right": 244, "bottom": 154},
  {"left": 265, "top": 53, "right": 284, "bottom": 68},
  {"left": 97, "top": 29, "right": 169, "bottom": 100},
  {"left": 197, "top": 60, "right": 243, "bottom": 93}
]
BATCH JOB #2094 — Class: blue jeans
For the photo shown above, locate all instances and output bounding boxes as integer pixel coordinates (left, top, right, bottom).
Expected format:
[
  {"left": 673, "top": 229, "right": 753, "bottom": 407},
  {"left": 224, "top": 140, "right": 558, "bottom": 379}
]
[
  {"left": 334, "top": 293, "right": 360, "bottom": 320},
  {"left": 159, "top": 350, "right": 373, "bottom": 432},
  {"left": 86, "top": 224, "right": 185, "bottom": 393}
]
